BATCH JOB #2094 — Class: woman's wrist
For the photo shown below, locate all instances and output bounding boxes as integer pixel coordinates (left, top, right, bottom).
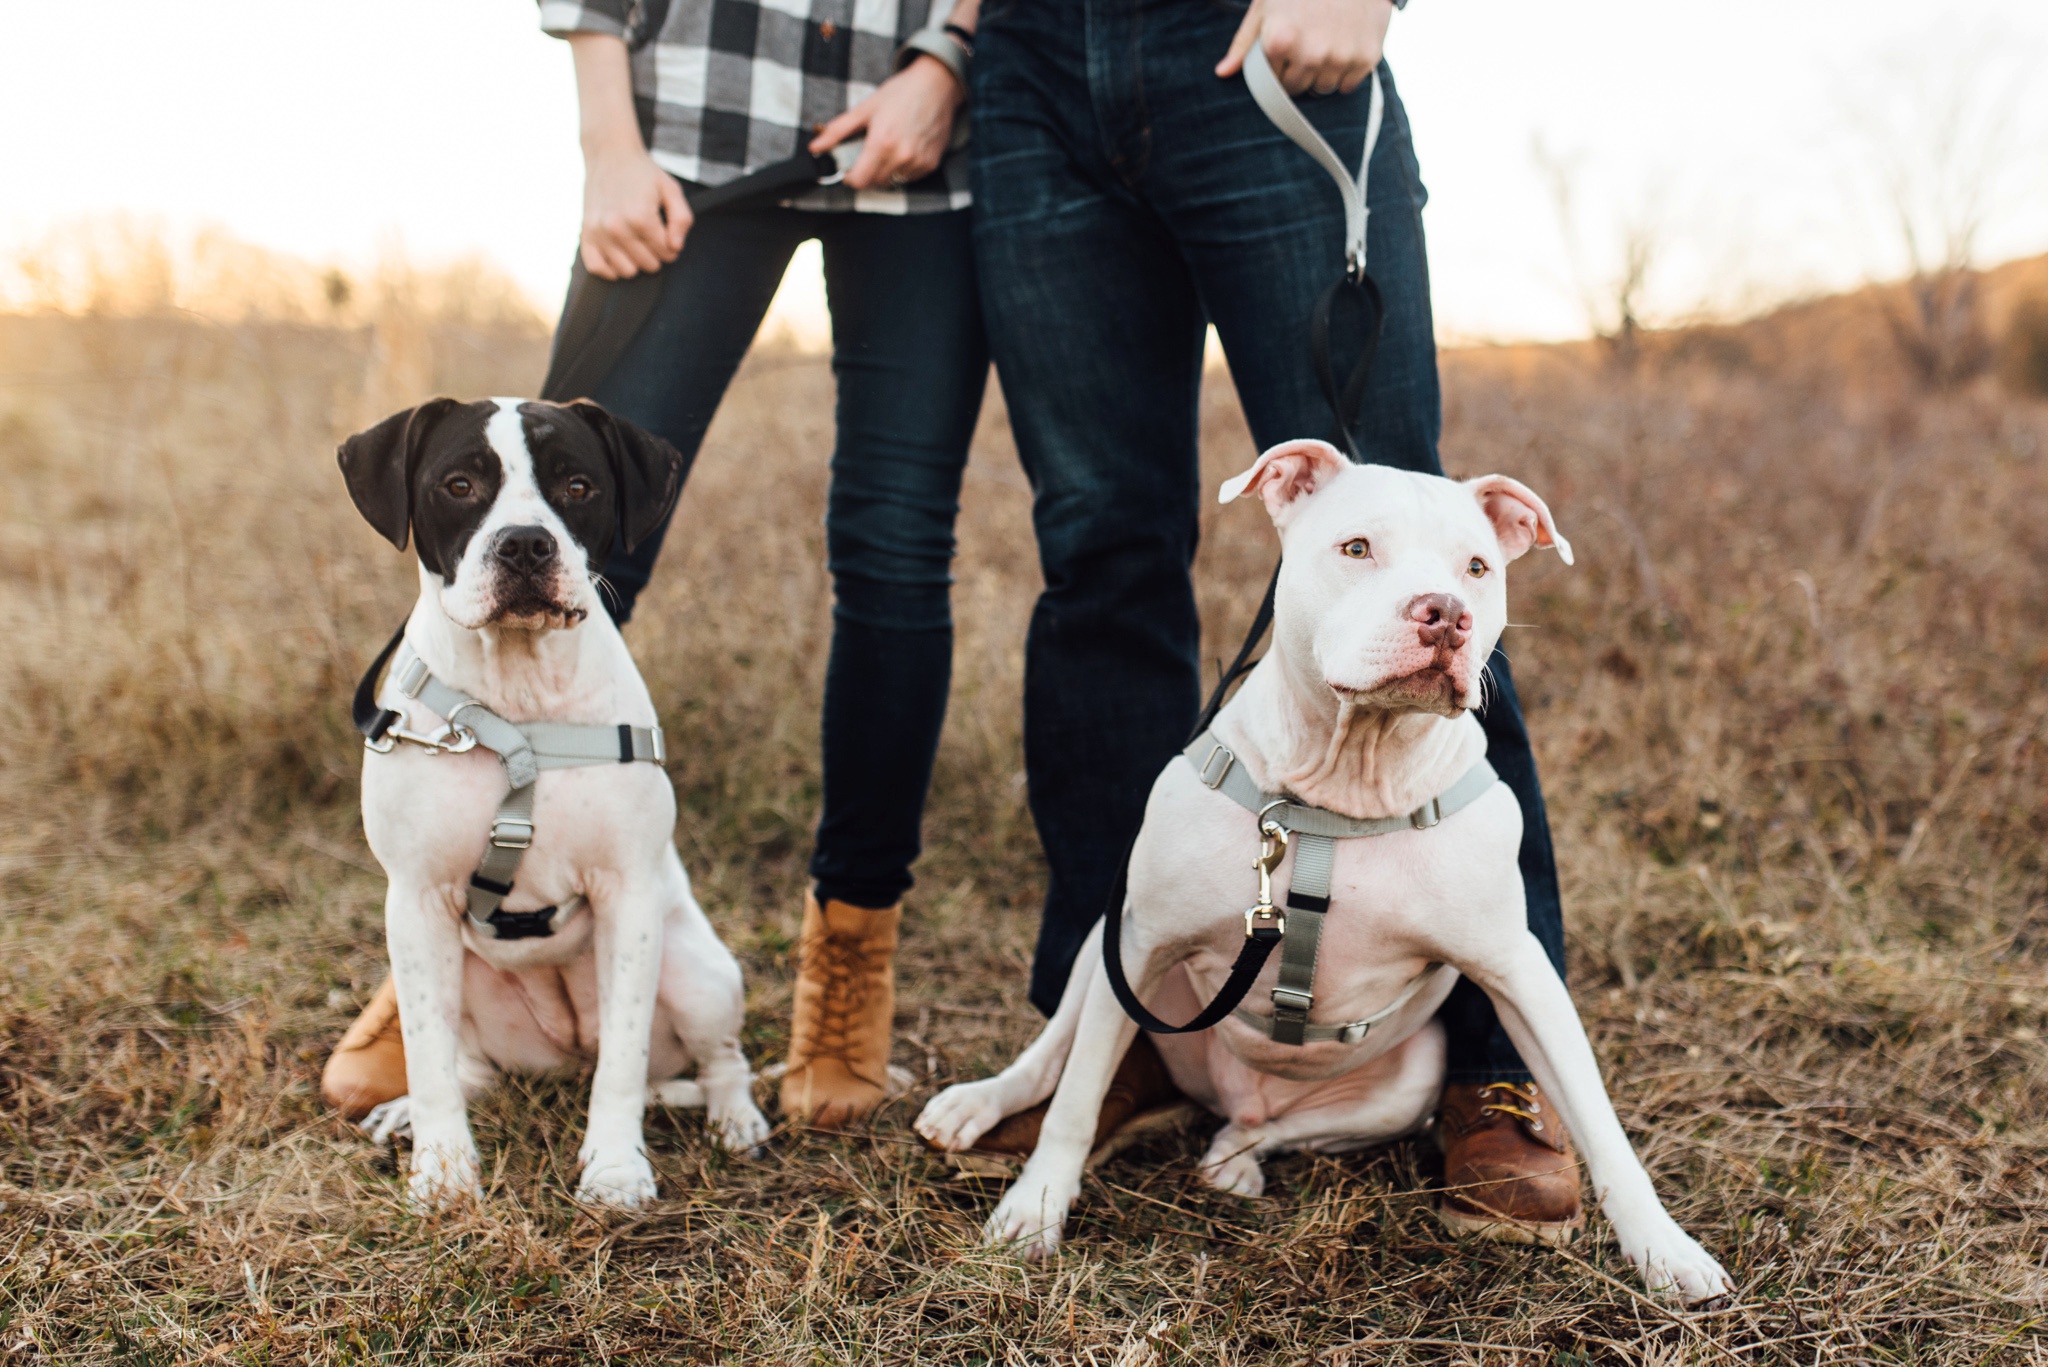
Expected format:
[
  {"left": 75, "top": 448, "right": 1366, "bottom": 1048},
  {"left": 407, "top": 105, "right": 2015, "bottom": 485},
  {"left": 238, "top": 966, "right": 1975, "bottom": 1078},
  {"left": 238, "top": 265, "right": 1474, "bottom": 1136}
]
[
  {"left": 581, "top": 123, "right": 648, "bottom": 162},
  {"left": 897, "top": 27, "right": 971, "bottom": 91}
]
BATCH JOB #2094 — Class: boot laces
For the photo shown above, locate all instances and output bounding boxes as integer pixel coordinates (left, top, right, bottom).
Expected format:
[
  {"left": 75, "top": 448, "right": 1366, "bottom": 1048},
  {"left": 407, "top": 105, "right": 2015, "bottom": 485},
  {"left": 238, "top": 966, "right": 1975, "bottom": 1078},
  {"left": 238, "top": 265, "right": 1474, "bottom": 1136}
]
[
  {"left": 805, "top": 927, "right": 889, "bottom": 1061},
  {"left": 1478, "top": 1081, "right": 1543, "bottom": 1124}
]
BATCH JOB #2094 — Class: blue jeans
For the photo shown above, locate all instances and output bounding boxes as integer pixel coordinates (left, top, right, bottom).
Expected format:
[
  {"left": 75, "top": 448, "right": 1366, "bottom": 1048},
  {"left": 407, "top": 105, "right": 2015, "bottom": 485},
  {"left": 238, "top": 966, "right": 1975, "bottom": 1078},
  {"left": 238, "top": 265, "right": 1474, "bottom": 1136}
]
[
  {"left": 972, "top": 0, "right": 1565, "bottom": 1082},
  {"left": 577, "top": 205, "right": 987, "bottom": 910}
]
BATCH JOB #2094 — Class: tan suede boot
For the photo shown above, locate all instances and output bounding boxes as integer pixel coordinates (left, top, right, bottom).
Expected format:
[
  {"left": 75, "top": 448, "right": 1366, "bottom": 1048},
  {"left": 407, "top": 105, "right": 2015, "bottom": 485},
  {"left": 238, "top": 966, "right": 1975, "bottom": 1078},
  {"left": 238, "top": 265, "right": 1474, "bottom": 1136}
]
[
  {"left": 321, "top": 977, "right": 408, "bottom": 1120},
  {"left": 780, "top": 894, "right": 901, "bottom": 1131}
]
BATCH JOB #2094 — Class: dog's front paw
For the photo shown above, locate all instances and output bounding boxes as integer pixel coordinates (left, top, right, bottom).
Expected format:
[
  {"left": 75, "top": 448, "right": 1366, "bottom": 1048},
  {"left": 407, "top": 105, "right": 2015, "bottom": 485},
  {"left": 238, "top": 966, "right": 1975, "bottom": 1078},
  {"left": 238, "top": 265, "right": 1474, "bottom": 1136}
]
[
  {"left": 406, "top": 1141, "right": 482, "bottom": 1210},
  {"left": 648, "top": 1078, "right": 705, "bottom": 1108},
  {"left": 916, "top": 1079, "right": 1010, "bottom": 1153},
  {"left": 984, "top": 1166, "right": 1080, "bottom": 1260},
  {"left": 576, "top": 1147, "right": 658, "bottom": 1208},
  {"left": 1619, "top": 1216, "right": 1735, "bottom": 1306},
  {"left": 360, "top": 1095, "right": 414, "bottom": 1144},
  {"left": 709, "top": 1098, "right": 771, "bottom": 1153},
  {"left": 1197, "top": 1129, "right": 1267, "bottom": 1198}
]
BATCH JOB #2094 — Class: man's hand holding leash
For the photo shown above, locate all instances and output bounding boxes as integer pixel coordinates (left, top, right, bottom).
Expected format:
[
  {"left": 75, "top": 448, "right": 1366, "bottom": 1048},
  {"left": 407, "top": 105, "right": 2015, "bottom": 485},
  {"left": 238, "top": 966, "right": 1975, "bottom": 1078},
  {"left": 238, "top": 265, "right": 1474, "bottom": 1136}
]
[{"left": 1217, "top": 0, "right": 1396, "bottom": 96}]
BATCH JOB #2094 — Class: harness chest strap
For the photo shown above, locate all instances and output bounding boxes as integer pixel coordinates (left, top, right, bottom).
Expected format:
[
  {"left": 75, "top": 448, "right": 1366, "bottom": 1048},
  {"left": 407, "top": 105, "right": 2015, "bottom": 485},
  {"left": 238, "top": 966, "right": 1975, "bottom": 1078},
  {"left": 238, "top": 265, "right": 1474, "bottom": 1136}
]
[
  {"left": 1186, "top": 730, "right": 1496, "bottom": 1045},
  {"left": 352, "top": 627, "right": 665, "bottom": 941}
]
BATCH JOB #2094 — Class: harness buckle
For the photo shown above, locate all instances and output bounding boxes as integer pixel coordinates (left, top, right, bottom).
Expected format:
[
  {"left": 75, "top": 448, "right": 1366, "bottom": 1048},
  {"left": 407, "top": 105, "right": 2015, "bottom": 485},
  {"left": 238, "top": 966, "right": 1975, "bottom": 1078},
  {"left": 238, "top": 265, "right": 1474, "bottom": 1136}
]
[
  {"left": 1245, "top": 904, "right": 1285, "bottom": 942},
  {"left": 1197, "top": 743, "right": 1235, "bottom": 789},
  {"left": 368, "top": 721, "right": 479, "bottom": 756},
  {"left": 1336, "top": 1021, "right": 1371, "bottom": 1045},
  {"left": 394, "top": 655, "right": 431, "bottom": 699},
  {"left": 1271, "top": 987, "right": 1314, "bottom": 1013},
  {"left": 489, "top": 817, "right": 535, "bottom": 850},
  {"left": 1410, "top": 796, "right": 1442, "bottom": 830},
  {"left": 484, "top": 906, "right": 559, "bottom": 940}
]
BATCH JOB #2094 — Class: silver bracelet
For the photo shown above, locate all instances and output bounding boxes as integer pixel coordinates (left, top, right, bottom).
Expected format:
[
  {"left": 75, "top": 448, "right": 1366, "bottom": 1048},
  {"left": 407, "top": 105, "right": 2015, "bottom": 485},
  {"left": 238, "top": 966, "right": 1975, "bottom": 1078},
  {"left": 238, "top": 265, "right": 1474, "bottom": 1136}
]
[{"left": 896, "top": 27, "right": 970, "bottom": 89}]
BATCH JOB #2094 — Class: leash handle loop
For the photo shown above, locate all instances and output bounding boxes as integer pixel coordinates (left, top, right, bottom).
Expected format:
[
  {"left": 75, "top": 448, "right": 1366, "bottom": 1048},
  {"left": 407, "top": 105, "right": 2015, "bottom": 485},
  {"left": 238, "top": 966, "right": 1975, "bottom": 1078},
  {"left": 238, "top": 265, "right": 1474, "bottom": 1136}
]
[{"left": 1242, "top": 45, "right": 1384, "bottom": 279}]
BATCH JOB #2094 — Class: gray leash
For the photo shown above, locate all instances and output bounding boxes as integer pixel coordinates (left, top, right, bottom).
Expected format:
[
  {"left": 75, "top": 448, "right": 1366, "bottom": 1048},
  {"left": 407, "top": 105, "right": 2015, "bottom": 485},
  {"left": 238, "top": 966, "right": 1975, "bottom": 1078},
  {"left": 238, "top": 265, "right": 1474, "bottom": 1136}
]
[
  {"left": 1242, "top": 44, "right": 1384, "bottom": 281},
  {"left": 1183, "top": 730, "right": 1494, "bottom": 1045},
  {"left": 355, "top": 630, "right": 665, "bottom": 941}
]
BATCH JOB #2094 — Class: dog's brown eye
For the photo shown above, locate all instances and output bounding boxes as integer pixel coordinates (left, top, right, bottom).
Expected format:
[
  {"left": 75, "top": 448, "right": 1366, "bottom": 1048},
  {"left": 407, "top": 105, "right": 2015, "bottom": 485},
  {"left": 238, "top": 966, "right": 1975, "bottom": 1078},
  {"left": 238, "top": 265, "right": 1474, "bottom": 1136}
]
[
  {"left": 444, "top": 475, "right": 474, "bottom": 498},
  {"left": 1468, "top": 557, "right": 1488, "bottom": 577},
  {"left": 564, "top": 476, "right": 594, "bottom": 501},
  {"left": 1341, "top": 538, "right": 1370, "bottom": 559}
]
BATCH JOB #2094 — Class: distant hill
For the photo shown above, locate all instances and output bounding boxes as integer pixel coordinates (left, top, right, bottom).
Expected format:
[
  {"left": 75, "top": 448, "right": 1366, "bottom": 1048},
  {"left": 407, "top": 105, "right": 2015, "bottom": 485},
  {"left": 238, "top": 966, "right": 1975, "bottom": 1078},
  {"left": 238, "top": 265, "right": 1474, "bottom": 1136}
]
[{"left": 1456, "top": 253, "right": 2048, "bottom": 398}]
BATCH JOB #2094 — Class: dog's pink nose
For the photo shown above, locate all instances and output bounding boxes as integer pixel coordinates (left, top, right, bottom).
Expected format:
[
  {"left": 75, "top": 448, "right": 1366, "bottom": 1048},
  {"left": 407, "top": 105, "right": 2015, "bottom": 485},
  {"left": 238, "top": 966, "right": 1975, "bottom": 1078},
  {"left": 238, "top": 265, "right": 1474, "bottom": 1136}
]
[
  {"left": 1407, "top": 593, "right": 1471, "bottom": 651},
  {"left": 493, "top": 525, "right": 558, "bottom": 576}
]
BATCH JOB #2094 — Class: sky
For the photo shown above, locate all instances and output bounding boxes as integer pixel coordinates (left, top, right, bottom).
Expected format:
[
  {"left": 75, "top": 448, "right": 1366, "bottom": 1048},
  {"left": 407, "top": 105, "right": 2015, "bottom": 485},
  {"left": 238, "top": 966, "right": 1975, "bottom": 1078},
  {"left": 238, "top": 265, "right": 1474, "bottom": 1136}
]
[{"left": 2, "top": 0, "right": 2045, "bottom": 342}]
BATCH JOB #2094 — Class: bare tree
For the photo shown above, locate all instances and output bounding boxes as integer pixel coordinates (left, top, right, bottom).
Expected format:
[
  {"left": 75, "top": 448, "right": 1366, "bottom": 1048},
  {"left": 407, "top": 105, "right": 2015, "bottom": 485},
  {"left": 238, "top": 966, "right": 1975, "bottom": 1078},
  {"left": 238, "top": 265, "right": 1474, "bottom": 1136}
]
[
  {"left": 1841, "top": 30, "right": 2029, "bottom": 388},
  {"left": 1533, "top": 138, "right": 1665, "bottom": 369}
]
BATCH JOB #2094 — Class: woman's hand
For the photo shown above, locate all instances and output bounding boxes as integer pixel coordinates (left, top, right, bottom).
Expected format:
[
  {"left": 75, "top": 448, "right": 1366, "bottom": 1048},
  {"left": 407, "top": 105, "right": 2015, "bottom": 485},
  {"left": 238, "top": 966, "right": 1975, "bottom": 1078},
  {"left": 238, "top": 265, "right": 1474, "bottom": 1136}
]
[
  {"left": 569, "top": 32, "right": 691, "bottom": 279},
  {"left": 1216, "top": 0, "right": 1395, "bottom": 97},
  {"left": 809, "top": 54, "right": 965, "bottom": 191},
  {"left": 579, "top": 139, "right": 691, "bottom": 279}
]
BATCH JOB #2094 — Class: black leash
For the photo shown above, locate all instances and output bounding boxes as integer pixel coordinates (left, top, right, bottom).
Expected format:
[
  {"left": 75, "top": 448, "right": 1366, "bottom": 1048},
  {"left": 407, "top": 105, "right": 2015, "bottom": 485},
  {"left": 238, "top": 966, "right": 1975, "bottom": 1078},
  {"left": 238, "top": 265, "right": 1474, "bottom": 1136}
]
[
  {"left": 1100, "top": 60, "right": 1389, "bottom": 1034},
  {"left": 540, "top": 148, "right": 844, "bottom": 404},
  {"left": 352, "top": 624, "right": 410, "bottom": 745}
]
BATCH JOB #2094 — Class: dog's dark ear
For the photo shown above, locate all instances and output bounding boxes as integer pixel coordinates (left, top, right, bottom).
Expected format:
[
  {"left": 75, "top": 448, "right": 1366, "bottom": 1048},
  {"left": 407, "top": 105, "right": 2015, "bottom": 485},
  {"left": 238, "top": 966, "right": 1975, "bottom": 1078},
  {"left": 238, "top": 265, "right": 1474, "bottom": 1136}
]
[
  {"left": 564, "top": 400, "right": 685, "bottom": 552},
  {"left": 337, "top": 399, "right": 462, "bottom": 551}
]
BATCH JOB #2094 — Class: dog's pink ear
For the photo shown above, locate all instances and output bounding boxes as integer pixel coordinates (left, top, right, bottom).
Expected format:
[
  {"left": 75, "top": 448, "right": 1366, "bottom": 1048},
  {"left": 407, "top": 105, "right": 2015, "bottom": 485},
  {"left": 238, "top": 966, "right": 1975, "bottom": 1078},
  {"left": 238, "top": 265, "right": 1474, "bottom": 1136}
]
[
  {"left": 1219, "top": 439, "right": 1351, "bottom": 521},
  {"left": 1465, "top": 474, "right": 1573, "bottom": 565}
]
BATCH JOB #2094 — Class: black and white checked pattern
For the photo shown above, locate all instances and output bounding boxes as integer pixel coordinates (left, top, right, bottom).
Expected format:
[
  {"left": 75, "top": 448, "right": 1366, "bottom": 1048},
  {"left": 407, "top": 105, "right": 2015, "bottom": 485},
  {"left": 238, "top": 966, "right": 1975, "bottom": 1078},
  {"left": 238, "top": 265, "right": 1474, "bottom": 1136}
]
[{"left": 540, "top": 0, "right": 970, "bottom": 214}]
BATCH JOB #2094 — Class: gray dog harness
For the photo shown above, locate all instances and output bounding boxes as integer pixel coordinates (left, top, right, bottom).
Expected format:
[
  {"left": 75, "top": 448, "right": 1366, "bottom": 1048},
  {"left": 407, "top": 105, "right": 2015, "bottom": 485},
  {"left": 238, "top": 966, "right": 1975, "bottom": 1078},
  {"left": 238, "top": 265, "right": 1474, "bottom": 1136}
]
[
  {"left": 355, "top": 629, "right": 665, "bottom": 941},
  {"left": 1183, "top": 730, "right": 1497, "bottom": 1046}
]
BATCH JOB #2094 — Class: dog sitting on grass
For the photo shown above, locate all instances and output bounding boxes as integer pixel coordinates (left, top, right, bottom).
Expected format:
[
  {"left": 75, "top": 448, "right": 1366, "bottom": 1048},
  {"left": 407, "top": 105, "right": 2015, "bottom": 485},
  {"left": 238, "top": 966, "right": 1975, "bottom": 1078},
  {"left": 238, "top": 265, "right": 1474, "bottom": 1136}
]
[
  {"left": 918, "top": 440, "right": 1734, "bottom": 1304},
  {"left": 329, "top": 397, "right": 768, "bottom": 1208}
]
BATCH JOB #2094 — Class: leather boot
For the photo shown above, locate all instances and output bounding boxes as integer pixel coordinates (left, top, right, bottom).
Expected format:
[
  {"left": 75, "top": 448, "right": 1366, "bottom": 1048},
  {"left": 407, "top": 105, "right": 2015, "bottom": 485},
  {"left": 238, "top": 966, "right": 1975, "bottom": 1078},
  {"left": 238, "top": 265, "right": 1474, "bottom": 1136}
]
[
  {"left": 1437, "top": 1081, "right": 1584, "bottom": 1245},
  {"left": 781, "top": 894, "right": 901, "bottom": 1131},
  {"left": 929, "top": 1034, "right": 1195, "bottom": 1176},
  {"left": 321, "top": 977, "right": 408, "bottom": 1120}
]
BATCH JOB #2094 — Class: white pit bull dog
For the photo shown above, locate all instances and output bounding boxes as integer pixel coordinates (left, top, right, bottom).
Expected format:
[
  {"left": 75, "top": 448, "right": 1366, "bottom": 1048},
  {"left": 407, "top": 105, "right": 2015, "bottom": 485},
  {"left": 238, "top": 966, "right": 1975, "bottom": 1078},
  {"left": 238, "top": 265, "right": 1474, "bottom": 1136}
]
[
  {"left": 339, "top": 397, "right": 768, "bottom": 1209},
  {"left": 917, "top": 439, "right": 1733, "bottom": 1303}
]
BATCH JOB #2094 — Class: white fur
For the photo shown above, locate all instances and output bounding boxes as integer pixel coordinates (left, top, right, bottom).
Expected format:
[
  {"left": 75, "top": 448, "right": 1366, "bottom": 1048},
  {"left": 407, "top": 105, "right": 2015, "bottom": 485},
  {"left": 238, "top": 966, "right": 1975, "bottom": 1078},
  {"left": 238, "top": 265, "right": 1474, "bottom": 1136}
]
[
  {"left": 361, "top": 400, "right": 767, "bottom": 1211},
  {"left": 916, "top": 444, "right": 1733, "bottom": 1304}
]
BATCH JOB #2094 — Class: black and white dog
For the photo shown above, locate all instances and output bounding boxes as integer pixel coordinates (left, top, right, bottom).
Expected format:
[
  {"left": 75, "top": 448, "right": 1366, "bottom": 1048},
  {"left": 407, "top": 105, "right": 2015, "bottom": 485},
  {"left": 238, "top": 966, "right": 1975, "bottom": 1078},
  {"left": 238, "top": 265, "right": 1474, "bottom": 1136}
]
[{"left": 340, "top": 397, "right": 767, "bottom": 1209}]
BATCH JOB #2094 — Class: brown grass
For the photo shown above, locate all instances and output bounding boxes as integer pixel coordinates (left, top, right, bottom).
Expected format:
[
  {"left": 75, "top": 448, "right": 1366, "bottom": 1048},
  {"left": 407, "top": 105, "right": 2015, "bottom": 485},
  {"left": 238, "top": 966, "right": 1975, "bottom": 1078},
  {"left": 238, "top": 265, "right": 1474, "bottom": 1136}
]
[{"left": 0, "top": 251, "right": 2044, "bottom": 1363}]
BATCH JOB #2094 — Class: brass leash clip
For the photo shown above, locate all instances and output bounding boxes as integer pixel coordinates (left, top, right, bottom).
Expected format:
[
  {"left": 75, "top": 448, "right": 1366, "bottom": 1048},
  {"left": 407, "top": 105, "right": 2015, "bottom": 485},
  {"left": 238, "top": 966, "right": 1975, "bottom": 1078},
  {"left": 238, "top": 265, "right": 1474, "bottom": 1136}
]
[{"left": 1244, "top": 817, "right": 1289, "bottom": 942}]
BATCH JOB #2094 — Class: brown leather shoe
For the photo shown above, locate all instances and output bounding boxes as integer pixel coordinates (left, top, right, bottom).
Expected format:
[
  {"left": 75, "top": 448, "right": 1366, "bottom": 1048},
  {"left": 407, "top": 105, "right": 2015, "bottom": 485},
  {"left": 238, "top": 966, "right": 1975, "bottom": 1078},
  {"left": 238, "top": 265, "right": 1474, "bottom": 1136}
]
[
  {"left": 932, "top": 1034, "right": 1196, "bottom": 1176},
  {"left": 1437, "top": 1081, "right": 1584, "bottom": 1245},
  {"left": 780, "top": 894, "right": 902, "bottom": 1131},
  {"left": 321, "top": 977, "right": 408, "bottom": 1121}
]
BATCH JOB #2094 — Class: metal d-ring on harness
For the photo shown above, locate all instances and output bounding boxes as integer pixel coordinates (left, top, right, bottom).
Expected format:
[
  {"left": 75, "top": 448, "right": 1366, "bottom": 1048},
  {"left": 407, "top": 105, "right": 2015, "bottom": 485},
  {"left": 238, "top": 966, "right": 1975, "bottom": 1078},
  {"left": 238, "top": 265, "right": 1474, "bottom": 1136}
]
[
  {"left": 351, "top": 626, "right": 667, "bottom": 941},
  {"left": 1100, "top": 45, "right": 1499, "bottom": 1046}
]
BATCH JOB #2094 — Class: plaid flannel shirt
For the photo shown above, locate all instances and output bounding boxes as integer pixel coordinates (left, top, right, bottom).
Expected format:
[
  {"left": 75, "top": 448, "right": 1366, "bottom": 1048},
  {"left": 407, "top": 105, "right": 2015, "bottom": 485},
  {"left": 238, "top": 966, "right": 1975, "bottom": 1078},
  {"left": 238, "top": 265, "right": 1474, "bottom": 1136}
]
[{"left": 539, "top": 0, "right": 970, "bottom": 214}]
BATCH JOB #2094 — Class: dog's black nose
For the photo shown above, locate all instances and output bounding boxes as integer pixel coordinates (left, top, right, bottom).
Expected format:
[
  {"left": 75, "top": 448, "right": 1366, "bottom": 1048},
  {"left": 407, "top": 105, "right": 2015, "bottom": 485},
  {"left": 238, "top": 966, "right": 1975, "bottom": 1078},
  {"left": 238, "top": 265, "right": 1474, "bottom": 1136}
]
[{"left": 493, "top": 525, "right": 558, "bottom": 575}]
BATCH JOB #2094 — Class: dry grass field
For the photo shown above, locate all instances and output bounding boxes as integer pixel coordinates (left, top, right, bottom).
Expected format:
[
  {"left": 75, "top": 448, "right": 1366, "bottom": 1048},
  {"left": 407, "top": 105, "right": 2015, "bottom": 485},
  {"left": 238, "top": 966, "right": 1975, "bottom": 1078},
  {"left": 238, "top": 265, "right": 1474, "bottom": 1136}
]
[{"left": 1, "top": 253, "right": 2045, "bottom": 1363}]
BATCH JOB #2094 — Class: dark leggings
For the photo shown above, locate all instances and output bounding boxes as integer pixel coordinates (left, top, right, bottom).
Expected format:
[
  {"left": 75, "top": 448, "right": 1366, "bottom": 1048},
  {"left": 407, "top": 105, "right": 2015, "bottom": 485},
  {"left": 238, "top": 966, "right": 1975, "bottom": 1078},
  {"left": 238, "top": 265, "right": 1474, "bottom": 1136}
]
[{"left": 574, "top": 205, "right": 986, "bottom": 910}]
